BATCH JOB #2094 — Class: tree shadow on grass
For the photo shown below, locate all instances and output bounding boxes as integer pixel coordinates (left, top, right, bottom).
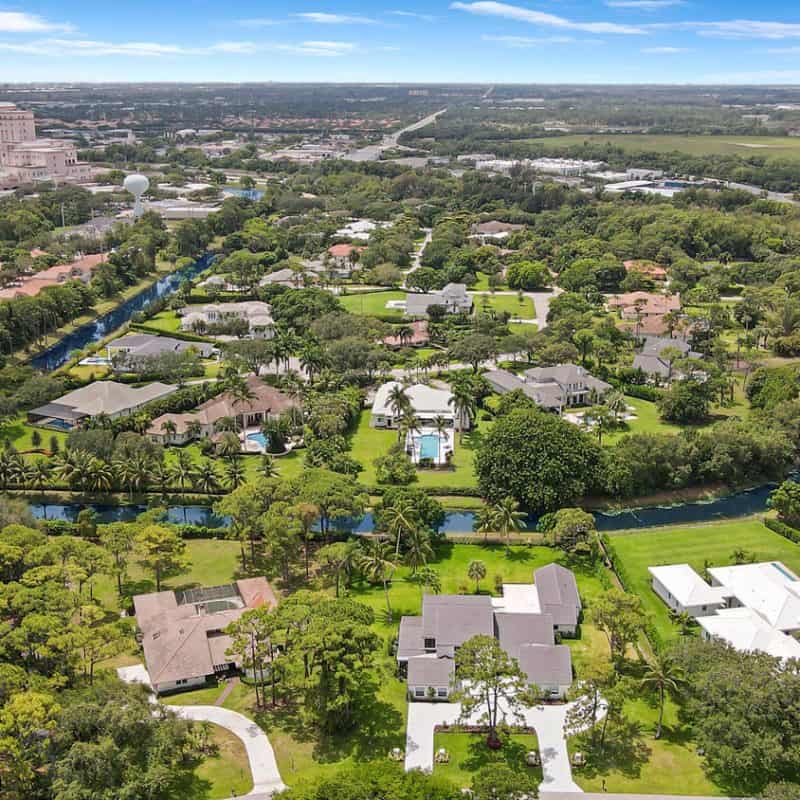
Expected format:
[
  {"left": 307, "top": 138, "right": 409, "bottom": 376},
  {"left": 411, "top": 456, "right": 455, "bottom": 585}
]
[
  {"left": 459, "top": 735, "right": 532, "bottom": 773},
  {"left": 168, "top": 769, "right": 213, "bottom": 800},
  {"left": 576, "top": 719, "right": 651, "bottom": 782}
]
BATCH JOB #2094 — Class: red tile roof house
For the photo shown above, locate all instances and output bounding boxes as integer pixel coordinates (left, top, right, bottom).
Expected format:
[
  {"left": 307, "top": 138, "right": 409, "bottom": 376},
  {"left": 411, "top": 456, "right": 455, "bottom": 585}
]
[
  {"left": 133, "top": 577, "right": 277, "bottom": 694},
  {"left": 0, "top": 252, "right": 106, "bottom": 300},
  {"left": 623, "top": 260, "right": 668, "bottom": 281},
  {"left": 382, "top": 320, "right": 430, "bottom": 348},
  {"left": 325, "top": 243, "right": 365, "bottom": 276},
  {"left": 607, "top": 291, "right": 681, "bottom": 320}
]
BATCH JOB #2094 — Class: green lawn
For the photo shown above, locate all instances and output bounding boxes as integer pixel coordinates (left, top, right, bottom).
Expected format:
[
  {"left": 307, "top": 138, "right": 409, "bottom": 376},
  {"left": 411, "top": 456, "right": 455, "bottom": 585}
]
[
  {"left": 529, "top": 133, "right": 800, "bottom": 162},
  {"left": 432, "top": 732, "right": 542, "bottom": 789},
  {"left": 347, "top": 409, "right": 483, "bottom": 491},
  {"left": 570, "top": 696, "right": 723, "bottom": 795},
  {"left": 608, "top": 519, "right": 800, "bottom": 642},
  {"left": 180, "top": 723, "right": 253, "bottom": 800},
  {"left": 473, "top": 293, "right": 536, "bottom": 320},
  {"left": 470, "top": 272, "right": 508, "bottom": 292},
  {"left": 603, "top": 397, "right": 686, "bottom": 445},
  {"left": 339, "top": 290, "right": 406, "bottom": 317},
  {"left": 145, "top": 309, "right": 183, "bottom": 333},
  {"left": 1, "top": 417, "right": 68, "bottom": 452}
]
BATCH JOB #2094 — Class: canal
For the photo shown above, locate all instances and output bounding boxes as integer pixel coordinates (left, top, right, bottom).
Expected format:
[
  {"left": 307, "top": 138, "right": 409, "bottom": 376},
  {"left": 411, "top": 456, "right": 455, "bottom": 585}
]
[{"left": 30, "top": 252, "right": 215, "bottom": 372}]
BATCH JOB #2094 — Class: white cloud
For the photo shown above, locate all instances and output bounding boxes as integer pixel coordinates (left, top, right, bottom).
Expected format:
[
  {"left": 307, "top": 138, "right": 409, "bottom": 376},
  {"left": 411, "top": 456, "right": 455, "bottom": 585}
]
[
  {"left": 450, "top": 2, "right": 646, "bottom": 34},
  {"left": 482, "top": 34, "right": 576, "bottom": 46},
  {"left": 652, "top": 20, "right": 800, "bottom": 39},
  {"left": 0, "top": 37, "right": 357, "bottom": 58},
  {"left": 606, "top": 1, "right": 684, "bottom": 8},
  {"left": 388, "top": 10, "right": 436, "bottom": 23},
  {"left": 0, "top": 11, "right": 73, "bottom": 33},
  {"left": 292, "top": 12, "right": 377, "bottom": 25},
  {"left": 641, "top": 45, "right": 689, "bottom": 52}
]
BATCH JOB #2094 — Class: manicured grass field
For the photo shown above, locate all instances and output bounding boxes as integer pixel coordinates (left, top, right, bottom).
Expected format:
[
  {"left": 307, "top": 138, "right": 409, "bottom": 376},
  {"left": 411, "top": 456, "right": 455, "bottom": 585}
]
[
  {"left": 529, "top": 133, "right": 800, "bottom": 162},
  {"left": 473, "top": 293, "right": 536, "bottom": 320},
  {"left": 1, "top": 417, "right": 68, "bottom": 452},
  {"left": 347, "top": 409, "right": 483, "bottom": 490},
  {"left": 339, "top": 290, "right": 406, "bottom": 317},
  {"left": 470, "top": 272, "right": 508, "bottom": 292},
  {"left": 608, "top": 519, "right": 800, "bottom": 642},
  {"left": 432, "top": 732, "right": 542, "bottom": 788},
  {"left": 145, "top": 309, "right": 183, "bottom": 333},
  {"left": 603, "top": 397, "right": 686, "bottom": 445},
  {"left": 571, "top": 696, "right": 722, "bottom": 795}
]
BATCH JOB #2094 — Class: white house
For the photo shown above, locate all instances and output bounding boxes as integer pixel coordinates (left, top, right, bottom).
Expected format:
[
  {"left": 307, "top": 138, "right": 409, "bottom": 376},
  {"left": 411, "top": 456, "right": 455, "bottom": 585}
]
[
  {"left": 370, "top": 381, "right": 468, "bottom": 430},
  {"left": 648, "top": 564, "right": 728, "bottom": 618},
  {"left": 697, "top": 607, "right": 800, "bottom": 661},
  {"left": 179, "top": 301, "right": 275, "bottom": 340}
]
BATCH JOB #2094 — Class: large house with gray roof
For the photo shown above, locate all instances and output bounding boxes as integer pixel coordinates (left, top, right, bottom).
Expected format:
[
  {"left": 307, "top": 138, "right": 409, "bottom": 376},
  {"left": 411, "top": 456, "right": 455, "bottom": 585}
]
[
  {"left": 405, "top": 283, "right": 473, "bottom": 318},
  {"left": 397, "top": 564, "right": 580, "bottom": 702},
  {"left": 484, "top": 364, "right": 611, "bottom": 413},
  {"left": 107, "top": 333, "right": 216, "bottom": 370},
  {"left": 632, "top": 336, "right": 704, "bottom": 382}
]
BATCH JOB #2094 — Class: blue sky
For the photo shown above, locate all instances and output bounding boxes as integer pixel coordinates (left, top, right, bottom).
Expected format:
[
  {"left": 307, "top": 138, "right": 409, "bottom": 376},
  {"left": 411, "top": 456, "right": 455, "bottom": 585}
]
[{"left": 1, "top": 1, "right": 800, "bottom": 83}]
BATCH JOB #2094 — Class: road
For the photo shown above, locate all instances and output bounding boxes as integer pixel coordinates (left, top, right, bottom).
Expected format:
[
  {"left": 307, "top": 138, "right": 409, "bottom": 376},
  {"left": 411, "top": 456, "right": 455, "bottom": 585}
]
[
  {"left": 402, "top": 228, "right": 433, "bottom": 288},
  {"left": 720, "top": 179, "right": 798, "bottom": 206},
  {"left": 343, "top": 108, "right": 447, "bottom": 162}
]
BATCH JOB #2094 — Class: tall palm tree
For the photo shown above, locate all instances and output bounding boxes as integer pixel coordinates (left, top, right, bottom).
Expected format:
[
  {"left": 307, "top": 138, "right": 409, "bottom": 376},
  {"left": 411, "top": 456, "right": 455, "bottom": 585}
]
[
  {"left": 30, "top": 459, "right": 52, "bottom": 500},
  {"left": 404, "top": 528, "right": 434, "bottom": 575},
  {"left": 474, "top": 505, "right": 497, "bottom": 543},
  {"left": 192, "top": 460, "right": 221, "bottom": 494},
  {"left": 400, "top": 406, "right": 420, "bottom": 452},
  {"left": 260, "top": 454, "right": 278, "bottom": 478},
  {"left": 448, "top": 380, "right": 477, "bottom": 444},
  {"left": 387, "top": 384, "right": 411, "bottom": 437},
  {"left": 114, "top": 453, "right": 151, "bottom": 499},
  {"left": 468, "top": 559, "right": 487, "bottom": 593},
  {"left": 640, "top": 655, "right": 685, "bottom": 740},
  {"left": 414, "top": 565, "right": 441, "bottom": 598},
  {"left": 186, "top": 419, "right": 203, "bottom": 441},
  {"left": 432, "top": 415, "right": 449, "bottom": 465},
  {"left": 86, "top": 458, "right": 114, "bottom": 493},
  {"left": 217, "top": 431, "right": 242, "bottom": 462},
  {"left": 604, "top": 390, "right": 627, "bottom": 425},
  {"left": 359, "top": 538, "right": 396, "bottom": 621},
  {"left": 160, "top": 419, "right": 177, "bottom": 444},
  {"left": 0, "top": 451, "right": 21, "bottom": 490},
  {"left": 225, "top": 460, "right": 246, "bottom": 490},
  {"left": 493, "top": 496, "right": 526, "bottom": 551},
  {"left": 382, "top": 498, "right": 418, "bottom": 557},
  {"left": 169, "top": 450, "right": 194, "bottom": 493}
]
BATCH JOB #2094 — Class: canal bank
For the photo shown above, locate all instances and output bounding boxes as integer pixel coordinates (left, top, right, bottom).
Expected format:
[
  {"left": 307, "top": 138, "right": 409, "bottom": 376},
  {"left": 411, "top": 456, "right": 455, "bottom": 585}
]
[
  {"left": 28, "top": 252, "right": 215, "bottom": 372},
  {"left": 26, "top": 479, "right": 782, "bottom": 533}
]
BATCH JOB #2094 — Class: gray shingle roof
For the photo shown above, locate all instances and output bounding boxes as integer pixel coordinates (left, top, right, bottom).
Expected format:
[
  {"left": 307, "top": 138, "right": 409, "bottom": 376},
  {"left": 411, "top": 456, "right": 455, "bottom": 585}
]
[
  {"left": 494, "top": 612, "right": 555, "bottom": 654},
  {"left": 534, "top": 564, "right": 582, "bottom": 627},
  {"left": 422, "top": 594, "right": 494, "bottom": 648},
  {"left": 518, "top": 644, "right": 573, "bottom": 687},
  {"left": 406, "top": 655, "right": 455, "bottom": 687},
  {"left": 397, "top": 615, "right": 425, "bottom": 659}
]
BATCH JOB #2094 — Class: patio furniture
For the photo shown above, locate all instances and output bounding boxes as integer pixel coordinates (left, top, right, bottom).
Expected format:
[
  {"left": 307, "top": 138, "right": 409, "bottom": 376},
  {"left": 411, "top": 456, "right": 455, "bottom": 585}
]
[
  {"left": 388, "top": 746, "right": 404, "bottom": 761},
  {"left": 435, "top": 748, "right": 450, "bottom": 764},
  {"left": 525, "top": 750, "right": 541, "bottom": 767},
  {"left": 572, "top": 751, "right": 586, "bottom": 767}
]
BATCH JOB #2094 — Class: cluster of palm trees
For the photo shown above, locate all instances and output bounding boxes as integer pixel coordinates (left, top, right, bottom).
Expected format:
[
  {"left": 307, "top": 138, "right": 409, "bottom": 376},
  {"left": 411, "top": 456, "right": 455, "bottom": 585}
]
[{"left": 474, "top": 496, "right": 527, "bottom": 549}]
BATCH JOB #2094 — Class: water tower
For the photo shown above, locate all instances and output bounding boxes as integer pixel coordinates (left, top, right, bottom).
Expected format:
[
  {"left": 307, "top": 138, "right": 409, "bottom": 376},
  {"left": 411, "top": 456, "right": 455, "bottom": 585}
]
[{"left": 123, "top": 173, "right": 150, "bottom": 219}]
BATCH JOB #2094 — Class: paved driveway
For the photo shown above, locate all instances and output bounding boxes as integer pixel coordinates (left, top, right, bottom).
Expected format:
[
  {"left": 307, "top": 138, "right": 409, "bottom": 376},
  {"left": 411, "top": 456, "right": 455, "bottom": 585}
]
[
  {"left": 117, "top": 665, "right": 285, "bottom": 797},
  {"left": 405, "top": 697, "right": 591, "bottom": 793}
]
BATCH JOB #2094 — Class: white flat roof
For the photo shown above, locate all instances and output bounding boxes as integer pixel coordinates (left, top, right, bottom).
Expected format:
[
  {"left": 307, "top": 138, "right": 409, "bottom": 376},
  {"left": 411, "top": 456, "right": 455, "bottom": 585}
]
[
  {"left": 491, "top": 584, "right": 541, "bottom": 614},
  {"left": 698, "top": 607, "right": 800, "bottom": 661},
  {"left": 708, "top": 562, "right": 800, "bottom": 631},
  {"left": 648, "top": 564, "right": 729, "bottom": 608},
  {"left": 372, "top": 381, "right": 454, "bottom": 418}
]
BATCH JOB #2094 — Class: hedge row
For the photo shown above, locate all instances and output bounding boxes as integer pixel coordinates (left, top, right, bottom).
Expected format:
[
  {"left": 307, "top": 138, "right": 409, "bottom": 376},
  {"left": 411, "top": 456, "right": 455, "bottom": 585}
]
[
  {"left": 129, "top": 322, "right": 216, "bottom": 345},
  {"left": 764, "top": 517, "right": 800, "bottom": 544}
]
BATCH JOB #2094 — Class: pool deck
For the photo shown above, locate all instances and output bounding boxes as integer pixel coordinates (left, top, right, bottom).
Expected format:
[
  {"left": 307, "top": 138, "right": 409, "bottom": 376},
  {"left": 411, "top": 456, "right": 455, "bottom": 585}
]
[{"left": 406, "top": 427, "right": 454, "bottom": 466}]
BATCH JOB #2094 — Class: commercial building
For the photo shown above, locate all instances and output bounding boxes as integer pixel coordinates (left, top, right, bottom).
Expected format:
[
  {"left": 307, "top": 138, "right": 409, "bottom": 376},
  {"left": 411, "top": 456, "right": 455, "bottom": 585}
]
[
  {"left": 0, "top": 103, "right": 91, "bottom": 188},
  {"left": 134, "top": 578, "right": 277, "bottom": 694},
  {"left": 28, "top": 381, "right": 177, "bottom": 430}
]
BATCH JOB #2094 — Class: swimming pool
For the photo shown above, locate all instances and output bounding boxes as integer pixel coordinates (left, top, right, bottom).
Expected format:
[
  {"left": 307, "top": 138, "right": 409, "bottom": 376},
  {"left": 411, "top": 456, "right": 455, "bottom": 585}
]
[
  {"left": 772, "top": 562, "right": 798, "bottom": 581},
  {"left": 246, "top": 432, "right": 269, "bottom": 450},
  {"left": 419, "top": 434, "right": 441, "bottom": 461}
]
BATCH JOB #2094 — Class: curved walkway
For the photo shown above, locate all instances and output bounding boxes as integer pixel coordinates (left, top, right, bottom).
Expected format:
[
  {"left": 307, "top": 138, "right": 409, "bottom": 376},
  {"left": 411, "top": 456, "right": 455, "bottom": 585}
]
[
  {"left": 118, "top": 665, "right": 286, "bottom": 798},
  {"left": 405, "top": 695, "right": 601, "bottom": 793}
]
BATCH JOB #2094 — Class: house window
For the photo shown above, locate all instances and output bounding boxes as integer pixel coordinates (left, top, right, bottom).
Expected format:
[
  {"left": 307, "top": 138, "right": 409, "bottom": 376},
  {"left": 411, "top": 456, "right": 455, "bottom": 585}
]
[
  {"left": 176, "top": 678, "right": 188, "bottom": 686},
  {"left": 414, "top": 688, "right": 425, "bottom": 697},
  {"left": 424, "top": 638, "right": 436, "bottom": 650},
  {"left": 437, "top": 688, "right": 448, "bottom": 698}
]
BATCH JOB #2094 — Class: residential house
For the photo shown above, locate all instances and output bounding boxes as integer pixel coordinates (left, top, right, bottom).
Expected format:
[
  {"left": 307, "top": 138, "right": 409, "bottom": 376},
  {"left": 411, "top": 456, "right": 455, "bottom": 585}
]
[
  {"left": 259, "top": 267, "right": 319, "bottom": 288},
  {"left": 148, "top": 376, "right": 299, "bottom": 444},
  {"left": 405, "top": 283, "right": 473, "bottom": 317},
  {"left": 483, "top": 364, "right": 611, "bottom": 413},
  {"left": 370, "top": 381, "right": 468, "bottom": 430},
  {"left": 326, "top": 243, "right": 364, "bottom": 276},
  {"left": 28, "top": 380, "right": 177, "bottom": 431},
  {"left": 397, "top": 565, "right": 580, "bottom": 701},
  {"left": 179, "top": 301, "right": 275, "bottom": 340},
  {"left": 0, "top": 252, "right": 106, "bottom": 300},
  {"left": 607, "top": 291, "right": 681, "bottom": 321},
  {"left": 470, "top": 220, "right": 524, "bottom": 244},
  {"left": 382, "top": 320, "right": 430, "bottom": 348},
  {"left": 633, "top": 336, "right": 703, "bottom": 382},
  {"left": 134, "top": 577, "right": 277, "bottom": 694},
  {"left": 649, "top": 560, "right": 800, "bottom": 661},
  {"left": 623, "top": 260, "right": 668, "bottom": 282},
  {"left": 107, "top": 333, "right": 216, "bottom": 369}
]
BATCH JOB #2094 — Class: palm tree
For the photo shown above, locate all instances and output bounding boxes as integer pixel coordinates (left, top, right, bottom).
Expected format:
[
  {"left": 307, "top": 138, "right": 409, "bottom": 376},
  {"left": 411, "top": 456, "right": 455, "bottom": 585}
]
[
  {"left": 359, "top": 538, "right": 396, "bottom": 621},
  {"left": 448, "top": 380, "right": 477, "bottom": 444},
  {"left": 0, "top": 451, "right": 21, "bottom": 489},
  {"left": 604, "top": 390, "right": 627, "bottom": 425},
  {"left": 160, "top": 419, "right": 177, "bottom": 444},
  {"left": 404, "top": 528, "right": 434, "bottom": 575},
  {"left": 215, "top": 416, "right": 240, "bottom": 434},
  {"left": 30, "top": 459, "right": 52, "bottom": 500},
  {"left": 400, "top": 406, "right": 420, "bottom": 452},
  {"left": 468, "top": 559, "right": 487, "bottom": 593},
  {"left": 396, "top": 324, "right": 413, "bottom": 347},
  {"left": 493, "top": 496, "right": 526, "bottom": 551},
  {"left": 414, "top": 565, "right": 441, "bottom": 598},
  {"left": 192, "top": 460, "right": 221, "bottom": 494},
  {"left": 186, "top": 419, "right": 203, "bottom": 441},
  {"left": 640, "top": 655, "right": 685, "bottom": 739},
  {"left": 217, "top": 431, "right": 242, "bottom": 462},
  {"left": 86, "top": 458, "right": 114, "bottom": 493},
  {"left": 382, "top": 498, "right": 418, "bottom": 557},
  {"left": 114, "top": 453, "right": 151, "bottom": 499},
  {"left": 300, "top": 344, "right": 329, "bottom": 383},
  {"left": 260, "top": 454, "right": 278, "bottom": 478},
  {"left": 169, "top": 450, "right": 194, "bottom": 493},
  {"left": 225, "top": 460, "right": 246, "bottom": 490},
  {"left": 387, "top": 384, "right": 411, "bottom": 437},
  {"left": 474, "top": 505, "right": 497, "bottom": 543},
  {"left": 432, "top": 415, "right": 449, "bottom": 465}
]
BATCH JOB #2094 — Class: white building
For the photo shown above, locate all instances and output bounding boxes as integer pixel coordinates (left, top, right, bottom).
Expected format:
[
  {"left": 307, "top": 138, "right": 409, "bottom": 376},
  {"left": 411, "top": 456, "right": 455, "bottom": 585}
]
[
  {"left": 179, "top": 301, "right": 275, "bottom": 339},
  {"left": 371, "top": 381, "right": 468, "bottom": 430},
  {"left": 649, "top": 560, "right": 800, "bottom": 661}
]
